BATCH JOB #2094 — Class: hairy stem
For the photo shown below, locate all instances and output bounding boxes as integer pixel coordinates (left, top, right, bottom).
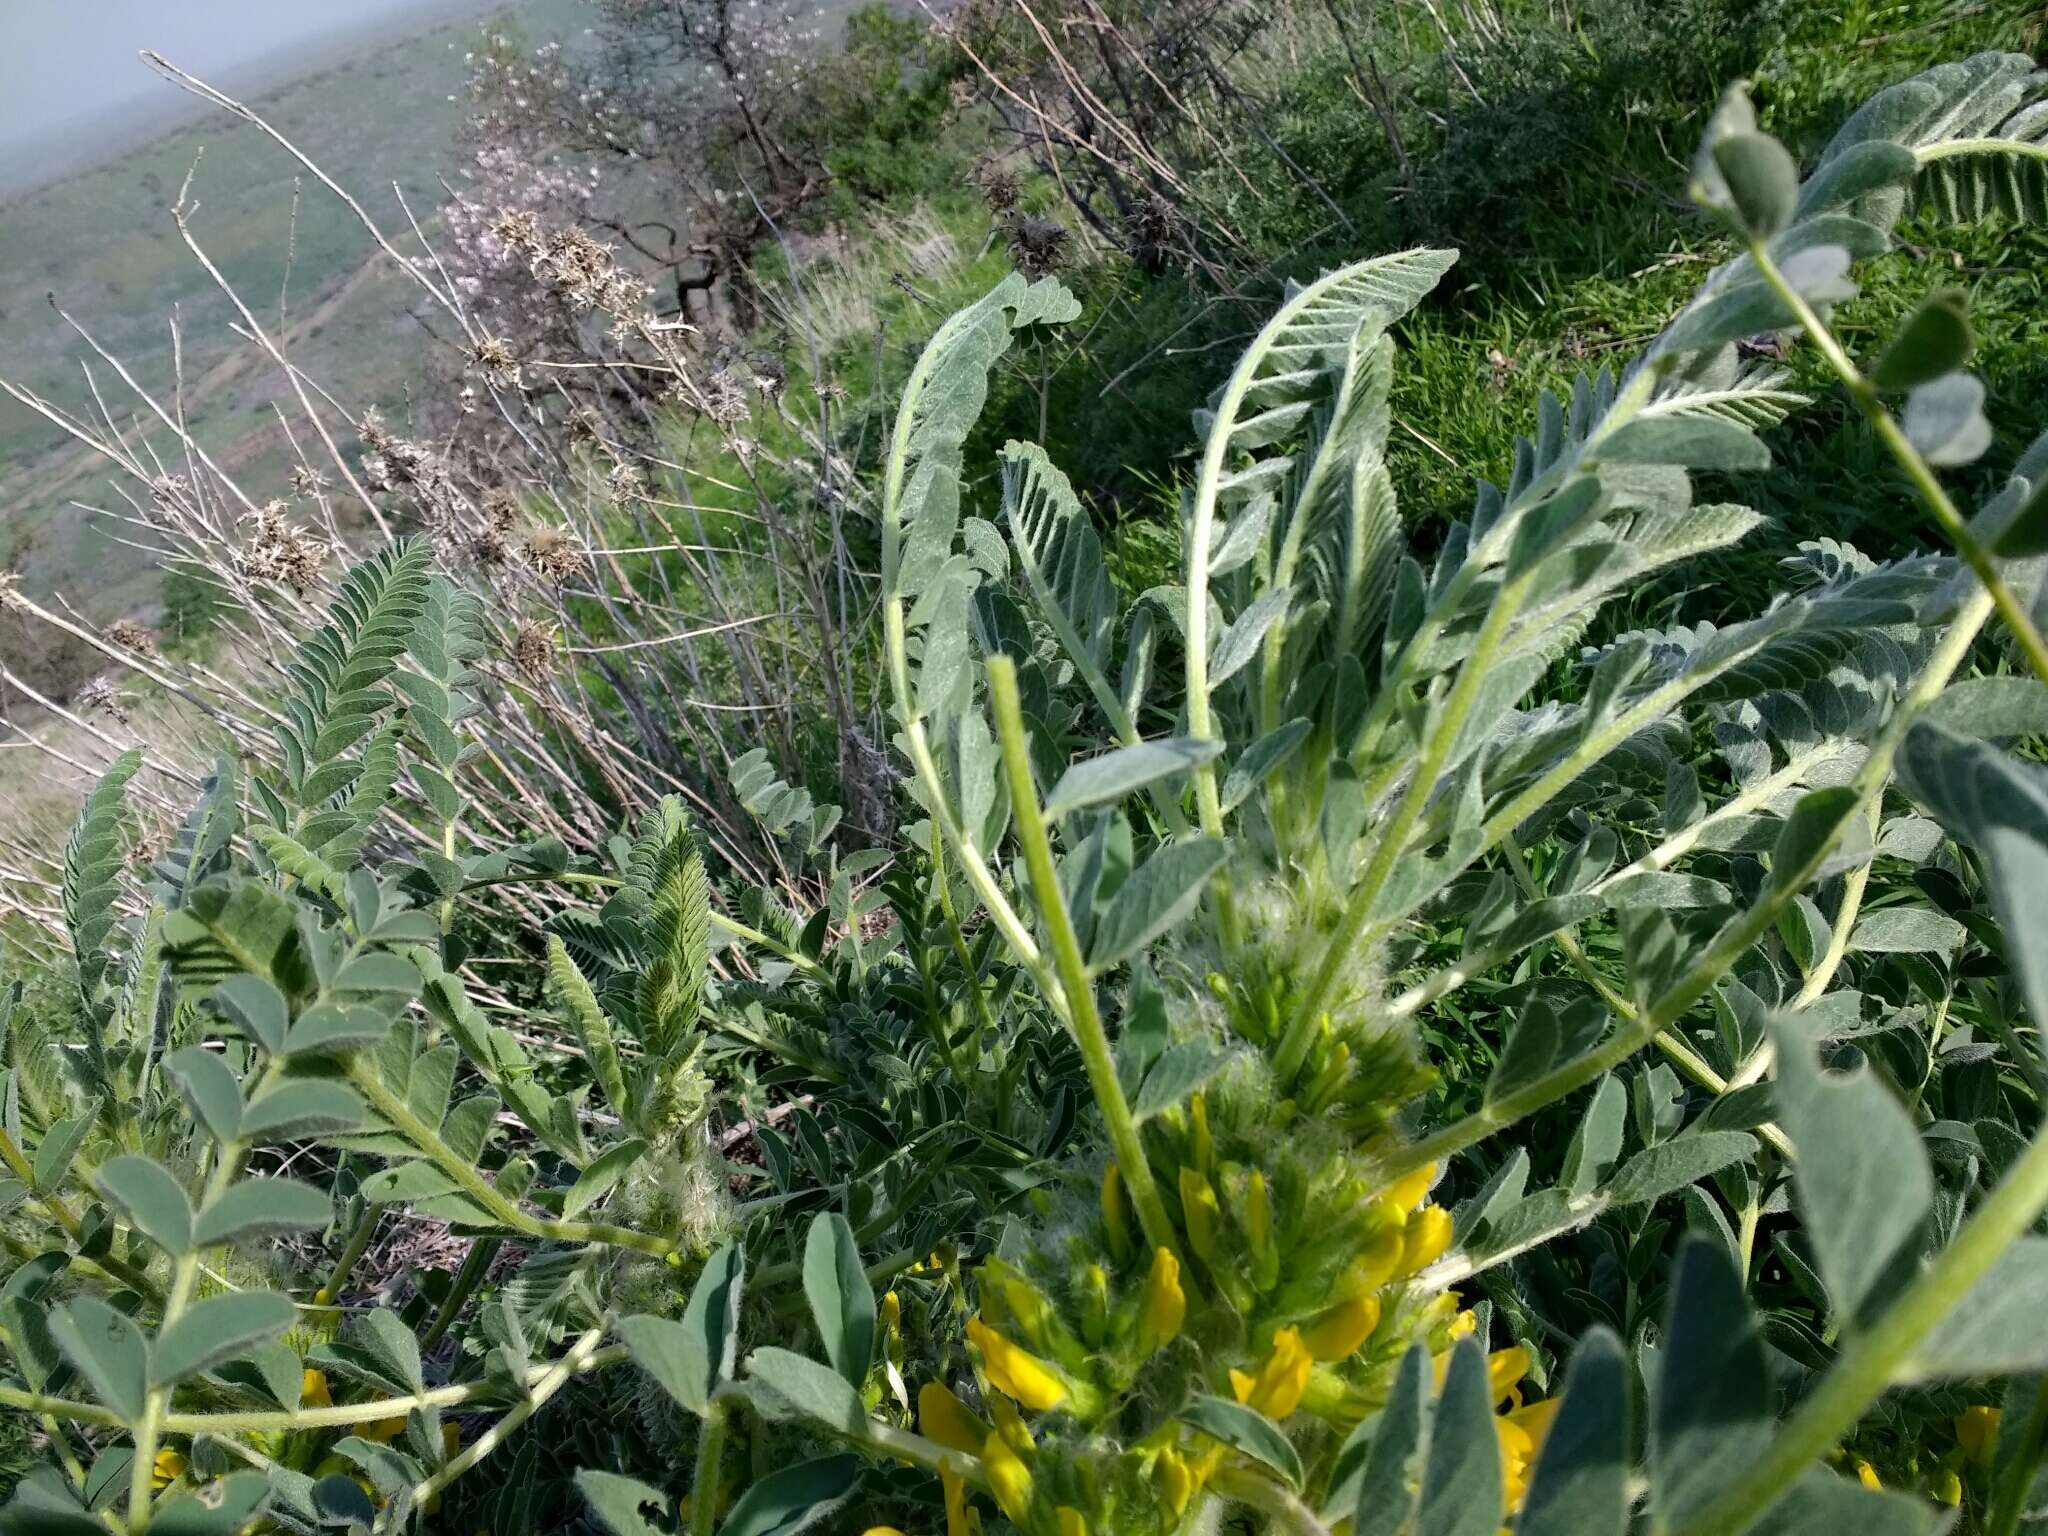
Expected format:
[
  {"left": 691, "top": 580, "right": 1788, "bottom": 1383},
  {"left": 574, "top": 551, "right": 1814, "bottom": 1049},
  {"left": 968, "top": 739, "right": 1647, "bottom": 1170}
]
[{"left": 988, "top": 654, "right": 1180, "bottom": 1259}]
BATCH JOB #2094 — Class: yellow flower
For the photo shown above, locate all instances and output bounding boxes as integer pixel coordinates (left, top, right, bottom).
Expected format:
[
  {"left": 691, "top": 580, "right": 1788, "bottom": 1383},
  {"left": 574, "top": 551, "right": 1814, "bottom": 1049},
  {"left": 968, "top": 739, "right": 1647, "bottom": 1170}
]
[
  {"left": 1935, "top": 1468, "right": 1962, "bottom": 1506},
  {"left": 1300, "top": 1293, "right": 1381, "bottom": 1362},
  {"left": 864, "top": 1528, "right": 909, "bottom": 1536},
  {"left": 982, "top": 1429, "right": 1034, "bottom": 1523},
  {"left": 1230, "top": 1327, "right": 1312, "bottom": 1419},
  {"left": 919, "top": 1381, "right": 990, "bottom": 1456},
  {"left": 1479, "top": 1345, "right": 1559, "bottom": 1515},
  {"left": 881, "top": 1290, "right": 902, "bottom": 1339},
  {"left": 967, "top": 1316, "right": 1068, "bottom": 1412},
  {"left": 1245, "top": 1170, "right": 1278, "bottom": 1290},
  {"left": 1100, "top": 1163, "right": 1132, "bottom": 1263},
  {"left": 1384, "top": 1161, "right": 1438, "bottom": 1214},
  {"left": 1854, "top": 1459, "right": 1882, "bottom": 1491},
  {"left": 362, "top": 1414, "right": 407, "bottom": 1444},
  {"left": 1056, "top": 1509, "right": 1088, "bottom": 1536},
  {"left": 1180, "top": 1167, "right": 1222, "bottom": 1261},
  {"left": 1139, "top": 1247, "right": 1186, "bottom": 1355},
  {"left": 941, "top": 1460, "right": 980, "bottom": 1536},
  {"left": 1956, "top": 1405, "right": 2001, "bottom": 1467},
  {"left": 1348, "top": 1227, "right": 1407, "bottom": 1294},
  {"left": 301, "top": 1368, "right": 333, "bottom": 1408},
  {"left": 151, "top": 1448, "right": 186, "bottom": 1491},
  {"left": 443, "top": 1422, "right": 461, "bottom": 1459},
  {"left": 1398, "top": 1205, "right": 1452, "bottom": 1277}
]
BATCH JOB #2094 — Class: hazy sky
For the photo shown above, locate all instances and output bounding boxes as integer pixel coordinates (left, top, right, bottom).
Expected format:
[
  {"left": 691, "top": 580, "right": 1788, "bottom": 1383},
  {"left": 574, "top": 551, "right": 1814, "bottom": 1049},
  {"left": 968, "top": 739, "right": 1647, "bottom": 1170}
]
[{"left": 0, "top": 0, "right": 492, "bottom": 161}]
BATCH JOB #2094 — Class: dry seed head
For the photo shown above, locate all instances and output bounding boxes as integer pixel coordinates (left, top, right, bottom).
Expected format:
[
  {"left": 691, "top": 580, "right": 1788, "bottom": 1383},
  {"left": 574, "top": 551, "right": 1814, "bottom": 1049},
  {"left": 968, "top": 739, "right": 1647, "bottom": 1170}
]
[
  {"left": 512, "top": 618, "right": 557, "bottom": 680},
  {"left": 701, "top": 370, "right": 751, "bottom": 425},
  {"left": 970, "top": 158, "right": 1022, "bottom": 213},
  {"left": 520, "top": 525, "right": 584, "bottom": 583},
  {"left": 104, "top": 619, "right": 157, "bottom": 654},
  {"left": 472, "top": 334, "right": 521, "bottom": 388},
  {"left": 1005, "top": 211, "right": 1073, "bottom": 280},
  {"left": 74, "top": 676, "right": 129, "bottom": 725}
]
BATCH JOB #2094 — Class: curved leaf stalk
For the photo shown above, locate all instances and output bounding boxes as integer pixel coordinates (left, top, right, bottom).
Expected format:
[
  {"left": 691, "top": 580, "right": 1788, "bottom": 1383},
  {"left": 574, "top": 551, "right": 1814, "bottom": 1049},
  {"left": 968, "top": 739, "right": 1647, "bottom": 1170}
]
[
  {"left": 418, "top": 1236, "right": 499, "bottom": 1352},
  {"left": 1386, "top": 585, "right": 1994, "bottom": 1179},
  {"left": 987, "top": 654, "right": 1179, "bottom": 1258},
  {"left": 1677, "top": 1101, "right": 2048, "bottom": 1536},
  {"left": 1747, "top": 238, "right": 2048, "bottom": 683},
  {"left": 317, "top": 1202, "right": 381, "bottom": 1306},
  {"left": 344, "top": 1060, "right": 676, "bottom": 1259},
  {"left": 403, "top": 1325, "right": 607, "bottom": 1525}
]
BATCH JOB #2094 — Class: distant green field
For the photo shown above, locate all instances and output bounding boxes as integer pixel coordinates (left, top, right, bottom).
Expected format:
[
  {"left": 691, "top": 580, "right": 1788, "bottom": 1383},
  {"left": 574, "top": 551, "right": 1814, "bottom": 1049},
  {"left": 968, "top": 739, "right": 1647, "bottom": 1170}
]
[{"left": 0, "top": 0, "right": 585, "bottom": 623}]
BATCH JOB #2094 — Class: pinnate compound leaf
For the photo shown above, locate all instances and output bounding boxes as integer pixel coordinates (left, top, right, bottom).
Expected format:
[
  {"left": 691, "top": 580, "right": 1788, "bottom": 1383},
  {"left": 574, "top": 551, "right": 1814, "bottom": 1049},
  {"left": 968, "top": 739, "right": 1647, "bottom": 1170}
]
[
  {"left": 616, "top": 1240, "right": 744, "bottom": 1417},
  {"left": 96, "top": 1155, "right": 194, "bottom": 1256},
  {"left": 1651, "top": 1239, "right": 1770, "bottom": 1533},
  {"left": 213, "top": 974, "right": 288, "bottom": 1054},
  {"left": 1517, "top": 1328, "right": 1629, "bottom": 1536},
  {"left": 718, "top": 1454, "right": 864, "bottom": 1536},
  {"left": 802, "top": 1214, "right": 875, "bottom": 1389},
  {"left": 152, "top": 1292, "right": 298, "bottom": 1385},
  {"left": 1044, "top": 737, "right": 1221, "bottom": 820},
  {"left": 1350, "top": 1345, "right": 1429, "bottom": 1536},
  {"left": 1712, "top": 132, "right": 1800, "bottom": 236},
  {"left": 1872, "top": 288, "right": 1973, "bottom": 391},
  {"left": 163, "top": 1049, "right": 242, "bottom": 1142},
  {"left": 1604, "top": 1132, "right": 1757, "bottom": 1206},
  {"left": 745, "top": 1346, "right": 865, "bottom": 1433},
  {"left": 144, "top": 1471, "right": 272, "bottom": 1534},
  {"left": 1902, "top": 371, "right": 1992, "bottom": 466},
  {"left": 240, "top": 1082, "right": 366, "bottom": 1141},
  {"left": 576, "top": 1471, "right": 670, "bottom": 1536},
  {"left": 560, "top": 1138, "right": 648, "bottom": 1221},
  {"left": 50, "top": 1296, "right": 148, "bottom": 1419},
  {"left": 1087, "top": 837, "right": 1229, "bottom": 971},
  {"left": 1177, "top": 1396, "right": 1303, "bottom": 1489},
  {"left": 193, "top": 1176, "right": 330, "bottom": 1247},
  {"left": 1418, "top": 1340, "right": 1501, "bottom": 1536},
  {"left": 31, "top": 1112, "right": 94, "bottom": 1193}
]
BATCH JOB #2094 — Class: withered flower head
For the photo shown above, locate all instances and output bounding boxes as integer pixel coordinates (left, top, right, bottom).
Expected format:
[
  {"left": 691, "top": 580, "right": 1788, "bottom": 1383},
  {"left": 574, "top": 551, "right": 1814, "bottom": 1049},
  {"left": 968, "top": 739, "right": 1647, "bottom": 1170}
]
[
  {"left": 104, "top": 619, "right": 157, "bottom": 654},
  {"left": 520, "top": 525, "right": 584, "bottom": 584},
  {"left": 513, "top": 619, "right": 557, "bottom": 681}
]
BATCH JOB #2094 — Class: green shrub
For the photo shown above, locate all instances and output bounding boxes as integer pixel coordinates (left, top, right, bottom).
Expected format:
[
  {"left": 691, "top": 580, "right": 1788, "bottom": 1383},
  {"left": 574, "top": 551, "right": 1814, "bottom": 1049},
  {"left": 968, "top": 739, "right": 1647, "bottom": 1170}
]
[{"left": 5, "top": 52, "right": 2048, "bottom": 1536}]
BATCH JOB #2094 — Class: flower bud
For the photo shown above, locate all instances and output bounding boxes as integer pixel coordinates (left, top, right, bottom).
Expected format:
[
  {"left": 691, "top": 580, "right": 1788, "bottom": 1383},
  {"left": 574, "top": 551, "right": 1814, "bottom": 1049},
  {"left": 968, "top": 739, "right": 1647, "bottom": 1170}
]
[
  {"left": 1189, "top": 1092, "right": 1213, "bottom": 1177},
  {"left": 1383, "top": 1160, "right": 1438, "bottom": 1214},
  {"left": 1397, "top": 1205, "right": 1452, "bottom": 1277},
  {"left": 1057, "top": 1509, "right": 1089, "bottom": 1536},
  {"left": 1138, "top": 1247, "right": 1186, "bottom": 1355},
  {"left": 1179, "top": 1166, "right": 1221, "bottom": 1263},
  {"left": 1100, "top": 1162, "right": 1132, "bottom": 1265},
  {"left": 1244, "top": 1170, "right": 1279, "bottom": 1293},
  {"left": 1079, "top": 1263, "right": 1110, "bottom": 1348},
  {"left": 1155, "top": 1447, "right": 1194, "bottom": 1516},
  {"left": 1299, "top": 1293, "right": 1381, "bottom": 1362},
  {"left": 941, "top": 1461, "right": 977, "bottom": 1536}
]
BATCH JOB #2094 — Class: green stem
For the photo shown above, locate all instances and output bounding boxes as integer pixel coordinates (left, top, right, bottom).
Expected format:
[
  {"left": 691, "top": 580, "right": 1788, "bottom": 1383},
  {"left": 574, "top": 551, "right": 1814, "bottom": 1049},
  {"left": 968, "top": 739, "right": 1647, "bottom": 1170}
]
[
  {"left": 1678, "top": 1112, "right": 2048, "bottom": 1536},
  {"left": 406, "top": 1325, "right": 605, "bottom": 1519},
  {"left": 420, "top": 1237, "right": 500, "bottom": 1352},
  {"left": 1748, "top": 237, "right": 2048, "bottom": 685},
  {"left": 346, "top": 1060, "right": 675, "bottom": 1258},
  {"left": 318, "top": 1201, "right": 380, "bottom": 1305},
  {"left": 691, "top": 1400, "right": 728, "bottom": 1536},
  {"left": 0, "top": 1125, "right": 164, "bottom": 1306},
  {"left": 987, "top": 654, "right": 1180, "bottom": 1261},
  {"left": 1987, "top": 1377, "right": 2048, "bottom": 1536}
]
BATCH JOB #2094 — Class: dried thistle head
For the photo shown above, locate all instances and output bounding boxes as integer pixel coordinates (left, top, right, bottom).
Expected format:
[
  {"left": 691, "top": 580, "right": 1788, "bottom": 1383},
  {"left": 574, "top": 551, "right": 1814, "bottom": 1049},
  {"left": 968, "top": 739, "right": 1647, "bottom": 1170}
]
[
  {"left": 520, "top": 525, "right": 584, "bottom": 584},
  {"left": 472, "top": 335, "right": 521, "bottom": 388},
  {"left": 104, "top": 619, "right": 156, "bottom": 654},
  {"left": 1124, "top": 193, "right": 1183, "bottom": 271},
  {"left": 358, "top": 409, "right": 394, "bottom": 453},
  {"left": 606, "top": 459, "right": 649, "bottom": 503},
  {"left": 0, "top": 571, "right": 21, "bottom": 612},
  {"left": 290, "top": 463, "right": 330, "bottom": 499},
  {"left": 970, "top": 158, "right": 1022, "bottom": 214},
  {"left": 482, "top": 485, "right": 520, "bottom": 532},
  {"left": 237, "top": 500, "right": 329, "bottom": 595},
  {"left": 512, "top": 619, "right": 557, "bottom": 680},
  {"left": 491, "top": 208, "right": 543, "bottom": 254},
  {"left": 1005, "top": 211, "right": 1073, "bottom": 280}
]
